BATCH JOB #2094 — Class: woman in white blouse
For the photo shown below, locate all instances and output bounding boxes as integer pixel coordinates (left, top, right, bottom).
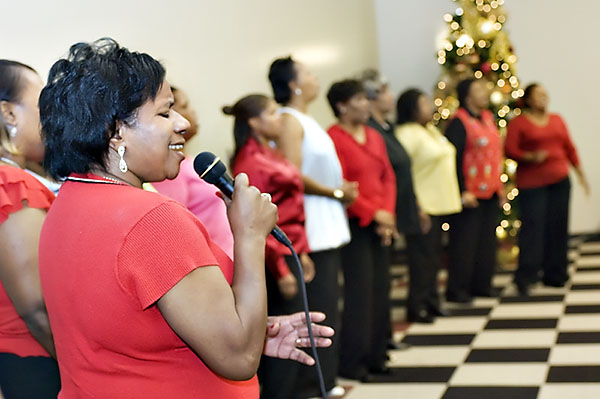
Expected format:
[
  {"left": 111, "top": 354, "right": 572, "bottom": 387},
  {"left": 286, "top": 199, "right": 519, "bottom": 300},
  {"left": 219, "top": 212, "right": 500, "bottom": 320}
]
[{"left": 266, "top": 56, "right": 357, "bottom": 399}]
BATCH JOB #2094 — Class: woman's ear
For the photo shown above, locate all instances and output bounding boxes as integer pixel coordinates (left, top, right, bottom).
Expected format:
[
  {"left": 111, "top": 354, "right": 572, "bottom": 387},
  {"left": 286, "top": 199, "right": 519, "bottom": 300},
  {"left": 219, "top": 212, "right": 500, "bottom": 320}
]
[
  {"left": 247, "top": 116, "right": 260, "bottom": 132},
  {"left": 0, "top": 101, "right": 17, "bottom": 126},
  {"left": 108, "top": 122, "right": 127, "bottom": 152}
]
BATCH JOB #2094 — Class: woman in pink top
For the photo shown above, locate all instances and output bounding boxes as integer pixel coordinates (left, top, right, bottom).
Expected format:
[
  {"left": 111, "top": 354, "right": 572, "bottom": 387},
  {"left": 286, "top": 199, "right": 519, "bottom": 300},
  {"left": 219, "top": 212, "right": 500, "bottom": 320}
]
[{"left": 152, "top": 87, "right": 234, "bottom": 258}]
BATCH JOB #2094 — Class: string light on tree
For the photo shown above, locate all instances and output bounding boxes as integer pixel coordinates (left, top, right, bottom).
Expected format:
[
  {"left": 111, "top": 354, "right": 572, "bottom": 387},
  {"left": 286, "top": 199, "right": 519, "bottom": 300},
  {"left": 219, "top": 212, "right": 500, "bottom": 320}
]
[{"left": 434, "top": 0, "right": 522, "bottom": 268}]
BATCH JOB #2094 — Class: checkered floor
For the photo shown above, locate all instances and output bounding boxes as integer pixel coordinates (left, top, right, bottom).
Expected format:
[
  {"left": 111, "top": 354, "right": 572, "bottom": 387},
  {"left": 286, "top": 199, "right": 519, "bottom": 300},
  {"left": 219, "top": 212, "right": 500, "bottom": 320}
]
[{"left": 342, "top": 234, "right": 600, "bottom": 399}]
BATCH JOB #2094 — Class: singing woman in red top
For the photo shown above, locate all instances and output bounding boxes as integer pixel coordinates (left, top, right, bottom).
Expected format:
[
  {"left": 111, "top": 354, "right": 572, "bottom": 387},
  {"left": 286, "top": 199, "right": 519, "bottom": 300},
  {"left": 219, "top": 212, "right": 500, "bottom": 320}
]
[
  {"left": 227, "top": 94, "right": 314, "bottom": 399},
  {"left": 37, "top": 39, "right": 333, "bottom": 399},
  {"left": 506, "top": 83, "right": 589, "bottom": 295},
  {"left": 0, "top": 60, "right": 59, "bottom": 397},
  {"left": 326, "top": 79, "right": 397, "bottom": 381}
]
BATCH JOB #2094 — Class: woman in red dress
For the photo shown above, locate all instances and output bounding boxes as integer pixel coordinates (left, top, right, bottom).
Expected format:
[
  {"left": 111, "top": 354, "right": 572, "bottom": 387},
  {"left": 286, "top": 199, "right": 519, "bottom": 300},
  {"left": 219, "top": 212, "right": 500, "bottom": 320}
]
[{"left": 0, "top": 60, "right": 59, "bottom": 397}]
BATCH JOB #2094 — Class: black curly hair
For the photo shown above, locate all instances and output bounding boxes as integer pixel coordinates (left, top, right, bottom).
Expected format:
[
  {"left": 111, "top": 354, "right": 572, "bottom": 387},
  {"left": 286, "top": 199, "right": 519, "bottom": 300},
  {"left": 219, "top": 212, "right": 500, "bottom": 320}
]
[{"left": 39, "top": 38, "right": 165, "bottom": 179}]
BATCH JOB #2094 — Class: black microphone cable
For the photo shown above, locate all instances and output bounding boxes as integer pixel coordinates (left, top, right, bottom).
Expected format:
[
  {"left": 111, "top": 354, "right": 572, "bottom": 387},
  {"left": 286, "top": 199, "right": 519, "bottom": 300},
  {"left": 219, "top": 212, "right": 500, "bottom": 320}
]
[{"left": 282, "top": 243, "right": 327, "bottom": 399}]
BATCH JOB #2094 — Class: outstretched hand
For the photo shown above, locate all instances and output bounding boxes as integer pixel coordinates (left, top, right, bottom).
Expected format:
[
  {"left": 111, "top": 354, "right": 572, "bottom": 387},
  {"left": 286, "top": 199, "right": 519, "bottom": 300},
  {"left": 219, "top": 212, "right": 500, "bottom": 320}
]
[{"left": 263, "top": 311, "right": 334, "bottom": 365}]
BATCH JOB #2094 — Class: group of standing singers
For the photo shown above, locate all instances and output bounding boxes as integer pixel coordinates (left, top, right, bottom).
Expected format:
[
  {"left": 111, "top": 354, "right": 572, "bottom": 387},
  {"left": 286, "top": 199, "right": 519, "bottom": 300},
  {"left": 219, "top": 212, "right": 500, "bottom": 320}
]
[{"left": 0, "top": 38, "right": 589, "bottom": 399}]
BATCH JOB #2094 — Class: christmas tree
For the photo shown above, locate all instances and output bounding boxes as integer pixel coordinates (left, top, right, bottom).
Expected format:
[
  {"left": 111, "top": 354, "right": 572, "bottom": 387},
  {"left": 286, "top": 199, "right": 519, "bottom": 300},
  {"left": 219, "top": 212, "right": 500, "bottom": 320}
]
[{"left": 434, "top": 0, "right": 521, "bottom": 267}]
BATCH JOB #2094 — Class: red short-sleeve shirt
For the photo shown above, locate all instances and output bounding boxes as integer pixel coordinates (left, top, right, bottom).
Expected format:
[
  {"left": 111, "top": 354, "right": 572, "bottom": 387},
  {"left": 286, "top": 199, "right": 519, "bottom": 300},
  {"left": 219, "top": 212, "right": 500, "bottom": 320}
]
[
  {"left": 39, "top": 174, "right": 258, "bottom": 399},
  {"left": 0, "top": 165, "right": 54, "bottom": 358}
]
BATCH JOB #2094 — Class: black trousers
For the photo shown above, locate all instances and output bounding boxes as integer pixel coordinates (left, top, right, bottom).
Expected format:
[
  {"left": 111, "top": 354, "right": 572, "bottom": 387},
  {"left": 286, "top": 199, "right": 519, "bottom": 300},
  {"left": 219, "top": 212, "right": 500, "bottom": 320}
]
[
  {"left": 259, "top": 256, "right": 304, "bottom": 399},
  {"left": 405, "top": 215, "right": 444, "bottom": 315},
  {"left": 339, "top": 218, "right": 390, "bottom": 379},
  {"left": 293, "top": 248, "right": 342, "bottom": 398},
  {"left": 447, "top": 196, "right": 499, "bottom": 299},
  {"left": 0, "top": 353, "right": 60, "bottom": 399},
  {"left": 515, "top": 177, "right": 571, "bottom": 286}
]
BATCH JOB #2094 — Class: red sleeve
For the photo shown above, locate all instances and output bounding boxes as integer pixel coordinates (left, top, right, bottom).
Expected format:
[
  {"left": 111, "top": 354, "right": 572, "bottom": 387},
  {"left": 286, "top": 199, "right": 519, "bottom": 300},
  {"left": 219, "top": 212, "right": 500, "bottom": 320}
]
[
  {"left": 346, "top": 191, "right": 378, "bottom": 227},
  {"left": 556, "top": 115, "right": 580, "bottom": 167},
  {"left": 329, "top": 129, "right": 377, "bottom": 226},
  {"left": 505, "top": 117, "right": 526, "bottom": 161},
  {"left": 117, "top": 201, "right": 220, "bottom": 309},
  {"left": 234, "top": 151, "right": 291, "bottom": 281},
  {"left": 0, "top": 167, "right": 54, "bottom": 223}
]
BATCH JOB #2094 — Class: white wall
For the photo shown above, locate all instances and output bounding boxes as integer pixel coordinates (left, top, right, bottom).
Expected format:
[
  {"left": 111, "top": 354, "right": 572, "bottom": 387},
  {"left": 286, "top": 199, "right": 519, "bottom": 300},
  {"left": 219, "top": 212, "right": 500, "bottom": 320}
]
[
  {"left": 375, "top": 0, "right": 600, "bottom": 234},
  {"left": 1, "top": 0, "right": 378, "bottom": 161}
]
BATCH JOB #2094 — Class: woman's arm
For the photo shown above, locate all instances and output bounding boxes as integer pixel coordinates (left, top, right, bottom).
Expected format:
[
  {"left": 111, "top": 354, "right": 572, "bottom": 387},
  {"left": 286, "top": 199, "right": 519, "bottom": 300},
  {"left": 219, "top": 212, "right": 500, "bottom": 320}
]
[
  {"left": 158, "top": 174, "right": 278, "bottom": 381},
  {"left": 276, "top": 113, "right": 304, "bottom": 169},
  {"left": 276, "top": 113, "right": 358, "bottom": 203},
  {"left": 0, "top": 207, "right": 56, "bottom": 358}
]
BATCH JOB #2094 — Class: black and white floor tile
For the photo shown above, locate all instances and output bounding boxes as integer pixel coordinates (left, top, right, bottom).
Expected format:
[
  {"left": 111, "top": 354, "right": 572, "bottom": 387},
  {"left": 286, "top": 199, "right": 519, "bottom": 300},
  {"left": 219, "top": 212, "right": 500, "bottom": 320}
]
[{"left": 343, "top": 234, "right": 600, "bottom": 399}]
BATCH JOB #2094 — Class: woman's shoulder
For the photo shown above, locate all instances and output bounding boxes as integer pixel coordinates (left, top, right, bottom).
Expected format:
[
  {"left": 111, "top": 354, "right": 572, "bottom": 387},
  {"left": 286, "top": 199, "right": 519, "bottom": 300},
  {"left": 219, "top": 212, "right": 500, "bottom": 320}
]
[
  {"left": 396, "top": 122, "right": 426, "bottom": 136},
  {"left": 0, "top": 164, "right": 41, "bottom": 186},
  {"left": 508, "top": 113, "right": 527, "bottom": 124},
  {"left": 548, "top": 113, "right": 565, "bottom": 124},
  {"left": 0, "top": 165, "right": 55, "bottom": 222},
  {"left": 126, "top": 190, "right": 200, "bottom": 230}
]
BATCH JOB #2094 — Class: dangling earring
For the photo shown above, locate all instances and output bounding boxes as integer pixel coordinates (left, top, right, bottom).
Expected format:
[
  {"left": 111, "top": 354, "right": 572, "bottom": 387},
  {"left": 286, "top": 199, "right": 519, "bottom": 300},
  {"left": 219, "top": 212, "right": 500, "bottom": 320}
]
[
  {"left": 118, "top": 145, "right": 128, "bottom": 173},
  {"left": 8, "top": 125, "right": 17, "bottom": 138},
  {"left": 294, "top": 88, "right": 302, "bottom": 96}
]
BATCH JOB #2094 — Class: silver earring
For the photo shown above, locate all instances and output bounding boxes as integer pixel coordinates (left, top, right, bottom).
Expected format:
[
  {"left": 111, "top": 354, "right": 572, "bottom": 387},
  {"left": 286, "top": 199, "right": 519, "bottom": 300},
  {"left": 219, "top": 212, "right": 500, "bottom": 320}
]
[
  {"left": 294, "top": 88, "right": 302, "bottom": 96},
  {"left": 118, "top": 145, "right": 128, "bottom": 173},
  {"left": 8, "top": 126, "right": 17, "bottom": 138}
]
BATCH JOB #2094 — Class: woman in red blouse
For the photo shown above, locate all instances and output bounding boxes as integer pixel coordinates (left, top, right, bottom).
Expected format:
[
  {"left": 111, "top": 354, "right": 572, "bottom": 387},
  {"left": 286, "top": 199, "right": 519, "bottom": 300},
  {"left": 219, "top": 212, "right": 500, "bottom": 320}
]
[
  {"left": 0, "top": 60, "right": 59, "bottom": 397},
  {"left": 326, "top": 79, "right": 397, "bottom": 381},
  {"left": 226, "top": 94, "right": 315, "bottom": 398},
  {"left": 37, "top": 39, "right": 332, "bottom": 399},
  {"left": 506, "top": 83, "right": 589, "bottom": 295}
]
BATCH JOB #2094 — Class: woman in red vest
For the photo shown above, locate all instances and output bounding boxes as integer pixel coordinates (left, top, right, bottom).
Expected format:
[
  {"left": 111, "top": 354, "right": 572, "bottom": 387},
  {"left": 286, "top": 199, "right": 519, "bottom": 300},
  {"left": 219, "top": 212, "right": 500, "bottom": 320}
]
[
  {"left": 506, "top": 83, "right": 589, "bottom": 295},
  {"left": 445, "top": 79, "right": 504, "bottom": 303}
]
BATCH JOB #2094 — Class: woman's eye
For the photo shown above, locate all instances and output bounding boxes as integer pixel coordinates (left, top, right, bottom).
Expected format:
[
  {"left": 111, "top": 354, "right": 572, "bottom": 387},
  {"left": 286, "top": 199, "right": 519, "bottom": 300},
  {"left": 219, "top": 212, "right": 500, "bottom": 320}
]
[{"left": 159, "top": 112, "right": 170, "bottom": 118}]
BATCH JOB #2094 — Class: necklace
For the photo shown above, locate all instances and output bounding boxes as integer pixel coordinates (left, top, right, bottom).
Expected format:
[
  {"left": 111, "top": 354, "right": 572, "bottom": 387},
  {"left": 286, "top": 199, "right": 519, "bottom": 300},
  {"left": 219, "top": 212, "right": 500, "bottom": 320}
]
[
  {"left": 65, "top": 175, "right": 125, "bottom": 185},
  {"left": 0, "top": 156, "right": 22, "bottom": 169}
]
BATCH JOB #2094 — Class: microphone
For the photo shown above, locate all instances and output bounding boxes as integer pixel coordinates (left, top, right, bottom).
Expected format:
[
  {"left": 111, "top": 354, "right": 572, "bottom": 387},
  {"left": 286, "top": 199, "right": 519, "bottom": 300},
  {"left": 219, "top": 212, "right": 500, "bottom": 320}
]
[{"left": 193, "top": 151, "right": 292, "bottom": 247}]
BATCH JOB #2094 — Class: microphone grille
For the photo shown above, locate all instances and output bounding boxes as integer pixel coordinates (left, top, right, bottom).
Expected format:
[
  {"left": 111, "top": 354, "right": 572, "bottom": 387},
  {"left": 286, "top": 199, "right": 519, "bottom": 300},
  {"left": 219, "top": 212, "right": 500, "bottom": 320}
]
[{"left": 193, "top": 152, "right": 227, "bottom": 185}]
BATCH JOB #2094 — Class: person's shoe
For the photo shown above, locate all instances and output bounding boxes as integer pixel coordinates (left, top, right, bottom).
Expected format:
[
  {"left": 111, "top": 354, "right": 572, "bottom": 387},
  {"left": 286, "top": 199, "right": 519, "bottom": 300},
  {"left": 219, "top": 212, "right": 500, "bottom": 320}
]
[
  {"left": 472, "top": 287, "right": 502, "bottom": 297},
  {"left": 407, "top": 309, "right": 434, "bottom": 323},
  {"left": 445, "top": 293, "right": 473, "bottom": 304},
  {"left": 516, "top": 283, "right": 530, "bottom": 296},
  {"left": 361, "top": 366, "right": 393, "bottom": 383},
  {"left": 428, "top": 306, "right": 450, "bottom": 317},
  {"left": 338, "top": 367, "right": 368, "bottom": 381},
  {"left": 543, "top": 280, "right": 566, "bottom": 288},
  {"left": 308, "top": 385, "right": 346, "bottom": 399},
  {"left": 326, "top": 385, "right": 346, "bottom": 398},
  {"left": 387, "top": 339, "right": 411, "bottom": 350}
]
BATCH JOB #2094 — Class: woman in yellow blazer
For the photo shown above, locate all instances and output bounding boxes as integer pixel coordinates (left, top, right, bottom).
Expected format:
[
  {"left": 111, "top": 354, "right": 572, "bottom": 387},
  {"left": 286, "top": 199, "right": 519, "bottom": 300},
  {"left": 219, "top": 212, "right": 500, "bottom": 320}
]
[{"left": 396, "top": 88, "right": 462, "bottom": 315}]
